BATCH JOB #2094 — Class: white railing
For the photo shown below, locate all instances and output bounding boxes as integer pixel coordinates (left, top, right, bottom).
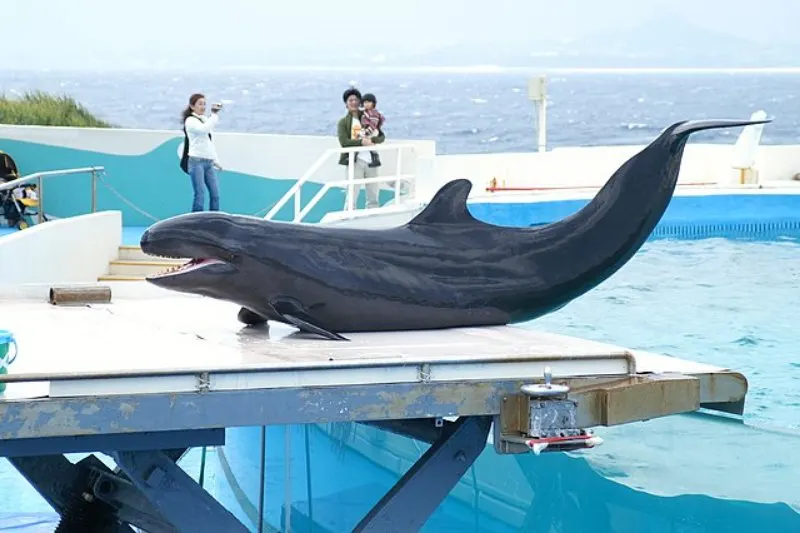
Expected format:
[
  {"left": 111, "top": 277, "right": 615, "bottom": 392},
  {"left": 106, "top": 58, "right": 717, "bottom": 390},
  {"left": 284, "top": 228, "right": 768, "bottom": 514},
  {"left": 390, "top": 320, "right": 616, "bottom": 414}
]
[
  {"left": 0, "top": 166, "right": 105, "bottom": 224},
  {"left": 264, "top": 144, "right": 416, "bottom": 223},
  {"left": 296, "top": 174, "right": 415, "bottom": 222}
]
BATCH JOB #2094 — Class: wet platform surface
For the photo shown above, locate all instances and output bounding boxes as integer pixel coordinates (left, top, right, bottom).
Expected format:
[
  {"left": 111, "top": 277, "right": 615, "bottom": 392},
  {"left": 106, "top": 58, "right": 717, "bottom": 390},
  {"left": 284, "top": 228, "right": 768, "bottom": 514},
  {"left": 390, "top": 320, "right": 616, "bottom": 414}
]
[
  {"left": 0, "top": 291, "right": 738, "bottom": 399},
  {"left": 0, "top": 289, "right": 748, "bottom": 444}
]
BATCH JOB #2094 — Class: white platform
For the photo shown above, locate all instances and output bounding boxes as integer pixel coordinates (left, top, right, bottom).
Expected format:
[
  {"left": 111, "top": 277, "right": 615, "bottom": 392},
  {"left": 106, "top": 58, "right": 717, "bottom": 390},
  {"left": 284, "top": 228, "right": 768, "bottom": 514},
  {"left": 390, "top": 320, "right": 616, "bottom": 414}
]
[{"left": 0, "top": 291, "right": 742, "bottom": 401}]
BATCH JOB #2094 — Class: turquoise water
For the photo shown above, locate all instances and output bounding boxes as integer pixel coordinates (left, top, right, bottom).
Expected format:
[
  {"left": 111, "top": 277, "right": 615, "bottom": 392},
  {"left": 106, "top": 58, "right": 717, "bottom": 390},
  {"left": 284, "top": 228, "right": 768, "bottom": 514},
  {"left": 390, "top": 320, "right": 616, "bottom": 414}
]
[
  {"left": 1, "top": 199, "right": 799, "bottom": 531},
  {"left": 217, "top": 416, "right": 800, "bottom": 533},
  {"left": 214, "top": 231, "right": 800, "bottom": 532},
  {"left": 529, "top": 234, "right": 800, "bottom": 430},
  {"left": 210, "top": 197, "right": 800, "bottom": 532}
]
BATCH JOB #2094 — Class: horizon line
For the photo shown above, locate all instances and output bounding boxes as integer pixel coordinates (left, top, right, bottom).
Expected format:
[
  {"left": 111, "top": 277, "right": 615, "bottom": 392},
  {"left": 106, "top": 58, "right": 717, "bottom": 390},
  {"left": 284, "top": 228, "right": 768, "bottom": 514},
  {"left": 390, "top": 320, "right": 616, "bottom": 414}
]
[{"left": 4, "top": 65, "right": 800, "bottom": 75}]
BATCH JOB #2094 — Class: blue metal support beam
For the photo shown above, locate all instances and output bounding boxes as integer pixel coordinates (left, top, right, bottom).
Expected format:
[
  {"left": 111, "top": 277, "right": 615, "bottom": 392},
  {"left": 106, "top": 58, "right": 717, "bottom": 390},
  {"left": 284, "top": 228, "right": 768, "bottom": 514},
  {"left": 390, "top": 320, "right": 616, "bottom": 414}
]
[
  {"left": 0, "top": 381, "right": 521, "bottom": 441},
  {"left": 111, "top": 449, "right": 250, "bottom": 533},
  {"left": 353, "top": 416, "right": 492, "bottom": 533},
  {"left": 0, "top": 429, "right": 224, "bottom": 457},
  {"left": 6, "top": 430, "right": 236, "bottom": 533},
  {"left": 0, "top": 374, "right": 745, "bottom": 443},
  {"left": 9, "top": 454, "right": 134, "bottom": 533}
]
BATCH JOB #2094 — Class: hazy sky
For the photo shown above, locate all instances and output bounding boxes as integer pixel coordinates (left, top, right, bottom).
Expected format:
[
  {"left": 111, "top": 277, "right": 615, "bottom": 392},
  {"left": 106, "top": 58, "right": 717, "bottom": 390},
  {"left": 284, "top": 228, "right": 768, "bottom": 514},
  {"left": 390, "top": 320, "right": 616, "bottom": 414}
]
[{"left": 4, "top": 0, "right": 799, "bottom": 69}]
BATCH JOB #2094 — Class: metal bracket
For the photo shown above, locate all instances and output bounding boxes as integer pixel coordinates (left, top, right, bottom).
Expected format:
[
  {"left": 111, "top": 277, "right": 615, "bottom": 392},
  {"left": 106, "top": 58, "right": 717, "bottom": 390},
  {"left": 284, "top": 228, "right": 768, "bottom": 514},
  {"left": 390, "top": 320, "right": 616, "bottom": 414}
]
[
  {"left": 111, "top": 449, "right": 249, "bottom": 533},
  {"left": 93, "top": 469, "right": 180, "bottom": 532},
  {"left": 354, "top": 416, "right": 492, "bottom": 532},
  {"left": 363, "top": 417, "right": 452, "bottom": 444},
  {"left": 6, "top": 429, "right": 240, "bottom": 532},
  {"left": 417, "top": 363, "right": 432, "bottom": 382},
  {"left": 196, "top": 371, "right": 211, "bottom": 393},
  {"left": 495, "top": 366, "right": 603, "bottom": 455},
  {"left": 9, "top": 454, "right": 174, "bottom": 532}
]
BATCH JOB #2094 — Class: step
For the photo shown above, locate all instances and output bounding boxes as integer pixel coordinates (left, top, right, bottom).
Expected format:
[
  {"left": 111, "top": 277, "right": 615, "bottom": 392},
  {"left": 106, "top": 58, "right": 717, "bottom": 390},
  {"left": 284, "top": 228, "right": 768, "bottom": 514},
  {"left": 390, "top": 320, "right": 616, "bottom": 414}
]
[
  {"left": 108, "top": 259, "right": 184, "bottom": 277},
  {"left": 118, "top": 245, "right": 187, "bottom": 262},
  {"left": 98, "top": 274, "right": 147, "bottom": 282}
]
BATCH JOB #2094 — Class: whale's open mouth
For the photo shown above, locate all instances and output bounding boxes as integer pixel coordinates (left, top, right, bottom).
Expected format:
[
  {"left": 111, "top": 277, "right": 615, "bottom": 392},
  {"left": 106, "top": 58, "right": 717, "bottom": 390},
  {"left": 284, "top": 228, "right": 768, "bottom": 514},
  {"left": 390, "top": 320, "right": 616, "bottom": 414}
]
[{"left": 146, "top": 256, "right": 226, "bottom": 279}]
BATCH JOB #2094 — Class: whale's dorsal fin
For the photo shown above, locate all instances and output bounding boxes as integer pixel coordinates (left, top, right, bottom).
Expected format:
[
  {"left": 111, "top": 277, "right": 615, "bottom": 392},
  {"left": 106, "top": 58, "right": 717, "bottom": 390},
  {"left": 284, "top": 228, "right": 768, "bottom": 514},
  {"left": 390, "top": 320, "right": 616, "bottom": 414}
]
[{"left": 408, "top": 179, "right": 478, "bottom": 226}]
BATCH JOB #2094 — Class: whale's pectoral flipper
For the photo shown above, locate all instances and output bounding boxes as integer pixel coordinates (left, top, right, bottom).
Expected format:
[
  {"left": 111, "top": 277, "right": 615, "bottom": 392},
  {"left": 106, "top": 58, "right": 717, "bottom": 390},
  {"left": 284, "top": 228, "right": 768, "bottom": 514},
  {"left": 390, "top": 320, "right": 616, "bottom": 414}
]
[
  {"left": 282, "top": 313, "right": 349, "bottom": 341},
  {"left": 271, "top": 298, "right": 349, "bottom": 341},
  {"left": 237, "top": 306, "right": 269, "bottom": 326}
]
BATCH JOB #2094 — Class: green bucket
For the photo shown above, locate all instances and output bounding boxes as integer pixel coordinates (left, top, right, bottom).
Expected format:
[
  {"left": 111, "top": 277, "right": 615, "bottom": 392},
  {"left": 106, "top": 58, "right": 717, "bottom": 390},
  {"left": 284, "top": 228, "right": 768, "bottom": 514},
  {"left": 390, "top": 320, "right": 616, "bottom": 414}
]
[{"left": 0, "top": 330, "right": 18, "bottom": 395}]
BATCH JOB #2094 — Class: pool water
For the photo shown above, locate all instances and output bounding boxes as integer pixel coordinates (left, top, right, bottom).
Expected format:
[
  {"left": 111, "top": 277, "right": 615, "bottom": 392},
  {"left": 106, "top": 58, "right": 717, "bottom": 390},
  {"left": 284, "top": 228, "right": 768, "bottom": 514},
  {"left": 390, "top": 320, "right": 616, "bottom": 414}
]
[
  {"left": 0, "top": 228, "right": 798, "bottom": 529},
  {"left": 528, "top": 234, "right": 800, "bottom": 430},
  {"left": 224, "top": 232, "right": 800, "bottom": 532}
]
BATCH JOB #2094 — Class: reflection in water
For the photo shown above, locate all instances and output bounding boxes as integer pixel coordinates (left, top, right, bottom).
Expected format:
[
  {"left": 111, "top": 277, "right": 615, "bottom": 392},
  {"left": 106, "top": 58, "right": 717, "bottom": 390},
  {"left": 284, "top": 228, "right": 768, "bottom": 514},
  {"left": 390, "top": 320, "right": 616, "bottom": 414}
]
[{"left": 213, "top": 413, "right": 800, "bottom": 532}]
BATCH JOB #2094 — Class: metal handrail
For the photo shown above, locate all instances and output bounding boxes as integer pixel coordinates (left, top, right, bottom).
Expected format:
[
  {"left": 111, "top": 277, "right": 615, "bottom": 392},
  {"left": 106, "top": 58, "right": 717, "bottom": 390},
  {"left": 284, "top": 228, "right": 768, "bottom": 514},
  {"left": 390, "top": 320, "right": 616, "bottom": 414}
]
[
  {"left": 296, "top": 174, "right": 416, "bottom": 222},
  {"left": 264, "top": 144, "right": 416, "bottom": 222},
  {"left": 0, "top": 166, "right": 104, "bottom": 224}
]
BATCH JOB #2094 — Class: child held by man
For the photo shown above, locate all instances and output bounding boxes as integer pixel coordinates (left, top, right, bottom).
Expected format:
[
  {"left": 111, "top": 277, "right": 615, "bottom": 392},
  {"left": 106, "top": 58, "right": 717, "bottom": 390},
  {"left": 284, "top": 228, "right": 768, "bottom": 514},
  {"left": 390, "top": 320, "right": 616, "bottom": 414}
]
[{"left": 360, "top": 93, "right": 385, "bottom": 167}]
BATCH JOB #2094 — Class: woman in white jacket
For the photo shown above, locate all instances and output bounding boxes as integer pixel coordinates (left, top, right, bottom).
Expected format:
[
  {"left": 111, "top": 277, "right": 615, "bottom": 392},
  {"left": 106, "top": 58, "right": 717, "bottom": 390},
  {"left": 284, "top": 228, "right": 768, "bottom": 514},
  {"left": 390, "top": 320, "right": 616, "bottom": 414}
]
[{"left": 181, "top": 93, "right": 222, "bottom": 212}]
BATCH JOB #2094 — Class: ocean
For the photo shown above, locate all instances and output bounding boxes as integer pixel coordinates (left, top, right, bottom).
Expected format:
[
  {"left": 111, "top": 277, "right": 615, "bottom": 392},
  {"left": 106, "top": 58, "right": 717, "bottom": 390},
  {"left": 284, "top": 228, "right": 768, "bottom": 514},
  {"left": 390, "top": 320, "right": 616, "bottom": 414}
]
[{"left": 2, "top": 68, "right": 800, "bottom": 153}]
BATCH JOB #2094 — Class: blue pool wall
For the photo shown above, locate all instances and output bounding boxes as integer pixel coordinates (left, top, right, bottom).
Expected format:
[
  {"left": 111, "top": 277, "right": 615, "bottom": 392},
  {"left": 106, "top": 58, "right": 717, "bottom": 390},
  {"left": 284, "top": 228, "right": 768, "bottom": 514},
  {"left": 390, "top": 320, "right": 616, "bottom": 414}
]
[
  {"left": 468, "top": 193, "right": 800, "bottom": 240},
  {"left": 99, "top": 193, "right": 800, "bottom": 247}
]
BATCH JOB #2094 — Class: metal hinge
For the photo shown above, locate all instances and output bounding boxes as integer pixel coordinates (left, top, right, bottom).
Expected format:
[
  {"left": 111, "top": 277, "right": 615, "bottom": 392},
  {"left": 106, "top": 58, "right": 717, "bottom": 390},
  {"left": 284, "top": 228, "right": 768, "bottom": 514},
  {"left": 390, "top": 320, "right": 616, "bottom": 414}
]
[
  {"left": 417, "top": 363, "right": 431, "bottom": 383},
  {"left": 196, "top": 372, "right": 211, "bottom": 393}
]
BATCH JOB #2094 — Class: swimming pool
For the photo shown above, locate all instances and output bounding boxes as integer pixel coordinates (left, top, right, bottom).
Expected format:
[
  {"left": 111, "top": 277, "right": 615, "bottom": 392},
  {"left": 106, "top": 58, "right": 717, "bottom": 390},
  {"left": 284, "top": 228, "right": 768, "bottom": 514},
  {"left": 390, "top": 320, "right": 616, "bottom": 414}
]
[
  {"left": 1, "top": 196, "right": 799, "bottom": 531},
  {"left": 212, "top": 198, "right": 800, "bottom": 532}
]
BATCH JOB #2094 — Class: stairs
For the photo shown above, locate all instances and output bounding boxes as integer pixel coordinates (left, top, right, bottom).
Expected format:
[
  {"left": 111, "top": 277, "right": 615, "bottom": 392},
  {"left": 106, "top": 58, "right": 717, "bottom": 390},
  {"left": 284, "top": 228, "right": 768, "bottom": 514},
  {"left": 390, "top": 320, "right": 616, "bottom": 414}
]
[{"left": 98, "top": 245, "right": 185, "bottom": 282}]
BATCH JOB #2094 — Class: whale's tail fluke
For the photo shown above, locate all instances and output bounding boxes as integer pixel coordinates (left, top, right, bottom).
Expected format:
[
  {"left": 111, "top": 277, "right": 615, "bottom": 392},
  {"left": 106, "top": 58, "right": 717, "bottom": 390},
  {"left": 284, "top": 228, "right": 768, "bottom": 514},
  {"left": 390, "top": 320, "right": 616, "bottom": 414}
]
[{"left": 670, "top": 118, "right": 772, "bottom": 139}]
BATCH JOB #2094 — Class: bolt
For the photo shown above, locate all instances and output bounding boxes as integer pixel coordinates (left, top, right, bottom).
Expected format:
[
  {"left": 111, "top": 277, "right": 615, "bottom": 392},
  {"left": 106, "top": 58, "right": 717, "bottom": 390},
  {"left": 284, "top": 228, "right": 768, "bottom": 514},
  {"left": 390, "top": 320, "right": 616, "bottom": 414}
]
[
  {"left": 453, "top": 451, "right": 466, "bottom": 463},
  {"left": 96, "top": 479, "right": 115, "bottom": 496}
]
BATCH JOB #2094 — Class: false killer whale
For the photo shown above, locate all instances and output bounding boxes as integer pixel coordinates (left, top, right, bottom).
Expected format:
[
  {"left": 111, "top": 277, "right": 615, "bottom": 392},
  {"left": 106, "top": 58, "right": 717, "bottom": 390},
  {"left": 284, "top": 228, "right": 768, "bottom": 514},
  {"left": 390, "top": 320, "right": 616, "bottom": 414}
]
[{"left": 140, "top": 118, "right": 768, "bottom": 340}]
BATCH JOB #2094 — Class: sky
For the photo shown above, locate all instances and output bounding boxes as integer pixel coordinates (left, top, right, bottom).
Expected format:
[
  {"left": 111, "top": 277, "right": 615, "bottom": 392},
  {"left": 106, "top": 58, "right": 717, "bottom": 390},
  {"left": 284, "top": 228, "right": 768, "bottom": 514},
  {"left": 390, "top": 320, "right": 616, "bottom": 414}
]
[{"left": 4, "top": 0, "right": 799, "bottom": 69}]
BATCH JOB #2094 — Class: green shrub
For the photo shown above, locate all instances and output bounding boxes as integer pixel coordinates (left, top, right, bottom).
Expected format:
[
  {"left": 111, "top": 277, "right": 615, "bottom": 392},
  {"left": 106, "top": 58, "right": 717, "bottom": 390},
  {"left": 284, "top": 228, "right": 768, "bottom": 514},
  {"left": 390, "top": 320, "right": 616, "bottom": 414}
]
[{"left": 0, "top": 91, "right": 113, "bottom": 128}]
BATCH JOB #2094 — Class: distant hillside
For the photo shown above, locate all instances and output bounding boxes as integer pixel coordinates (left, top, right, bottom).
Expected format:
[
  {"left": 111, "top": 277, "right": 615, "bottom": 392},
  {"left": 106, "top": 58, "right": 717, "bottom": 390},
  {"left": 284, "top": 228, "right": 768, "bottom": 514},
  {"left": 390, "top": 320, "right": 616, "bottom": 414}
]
[
  {"left": 336, "top": 14, "right": 800, "bottom": 69},
  {"left": 559, "top": 14, "right": 798, "bottom": 67}
]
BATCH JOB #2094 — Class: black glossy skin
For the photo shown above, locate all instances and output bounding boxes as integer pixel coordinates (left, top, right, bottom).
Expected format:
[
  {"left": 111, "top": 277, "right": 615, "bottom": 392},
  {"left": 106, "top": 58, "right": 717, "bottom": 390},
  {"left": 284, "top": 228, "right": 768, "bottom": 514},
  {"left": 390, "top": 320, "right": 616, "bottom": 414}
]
[{"left": 140, "top": 119, "right": 768, "bottom": 339}]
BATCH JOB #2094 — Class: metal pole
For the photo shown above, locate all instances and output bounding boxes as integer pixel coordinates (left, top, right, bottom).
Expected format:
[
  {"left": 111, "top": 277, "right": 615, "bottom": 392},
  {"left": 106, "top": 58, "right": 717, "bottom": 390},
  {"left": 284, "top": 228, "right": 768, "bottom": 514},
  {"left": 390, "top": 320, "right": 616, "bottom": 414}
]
[
  {"left": 528, "top": 75, "right": 548, "bottom": 153},
  {"left": 257, "top": 426, "right": 266, "bottom": 533},
  {"left": 283, "top": 427, "right": 292, "bottom": 533},
  {"left": 37, "top": 176, "right": 43, "bottom": 224},
  {"left": 394, "top": 148, "right": 402, "bottom": 201},
  {"left": 538, "top": 98, "right": 547, "bottom": 153},
  {"left": 347, "top": 152, "right": 356, "bottom": 212},
  {"left": 91, "top": 169, "right": 97, "bottom": 213}
]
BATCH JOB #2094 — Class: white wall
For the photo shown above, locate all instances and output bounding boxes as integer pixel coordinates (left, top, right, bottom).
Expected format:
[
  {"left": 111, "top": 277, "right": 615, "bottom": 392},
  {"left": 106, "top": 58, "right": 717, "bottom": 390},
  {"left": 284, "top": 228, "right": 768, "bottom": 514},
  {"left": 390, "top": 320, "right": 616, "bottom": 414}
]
[
  {"left": 3, "top": 123, "right": 800, "bottom": 212},
  {"left": 426, "top": 144, "right": 800, "bottom": 201},
  {"left": 0, "top": 124, "right": 437, "bottom": 185},
  {"left": 0, "top": 211, "right": 121, "bottom": 284}
]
